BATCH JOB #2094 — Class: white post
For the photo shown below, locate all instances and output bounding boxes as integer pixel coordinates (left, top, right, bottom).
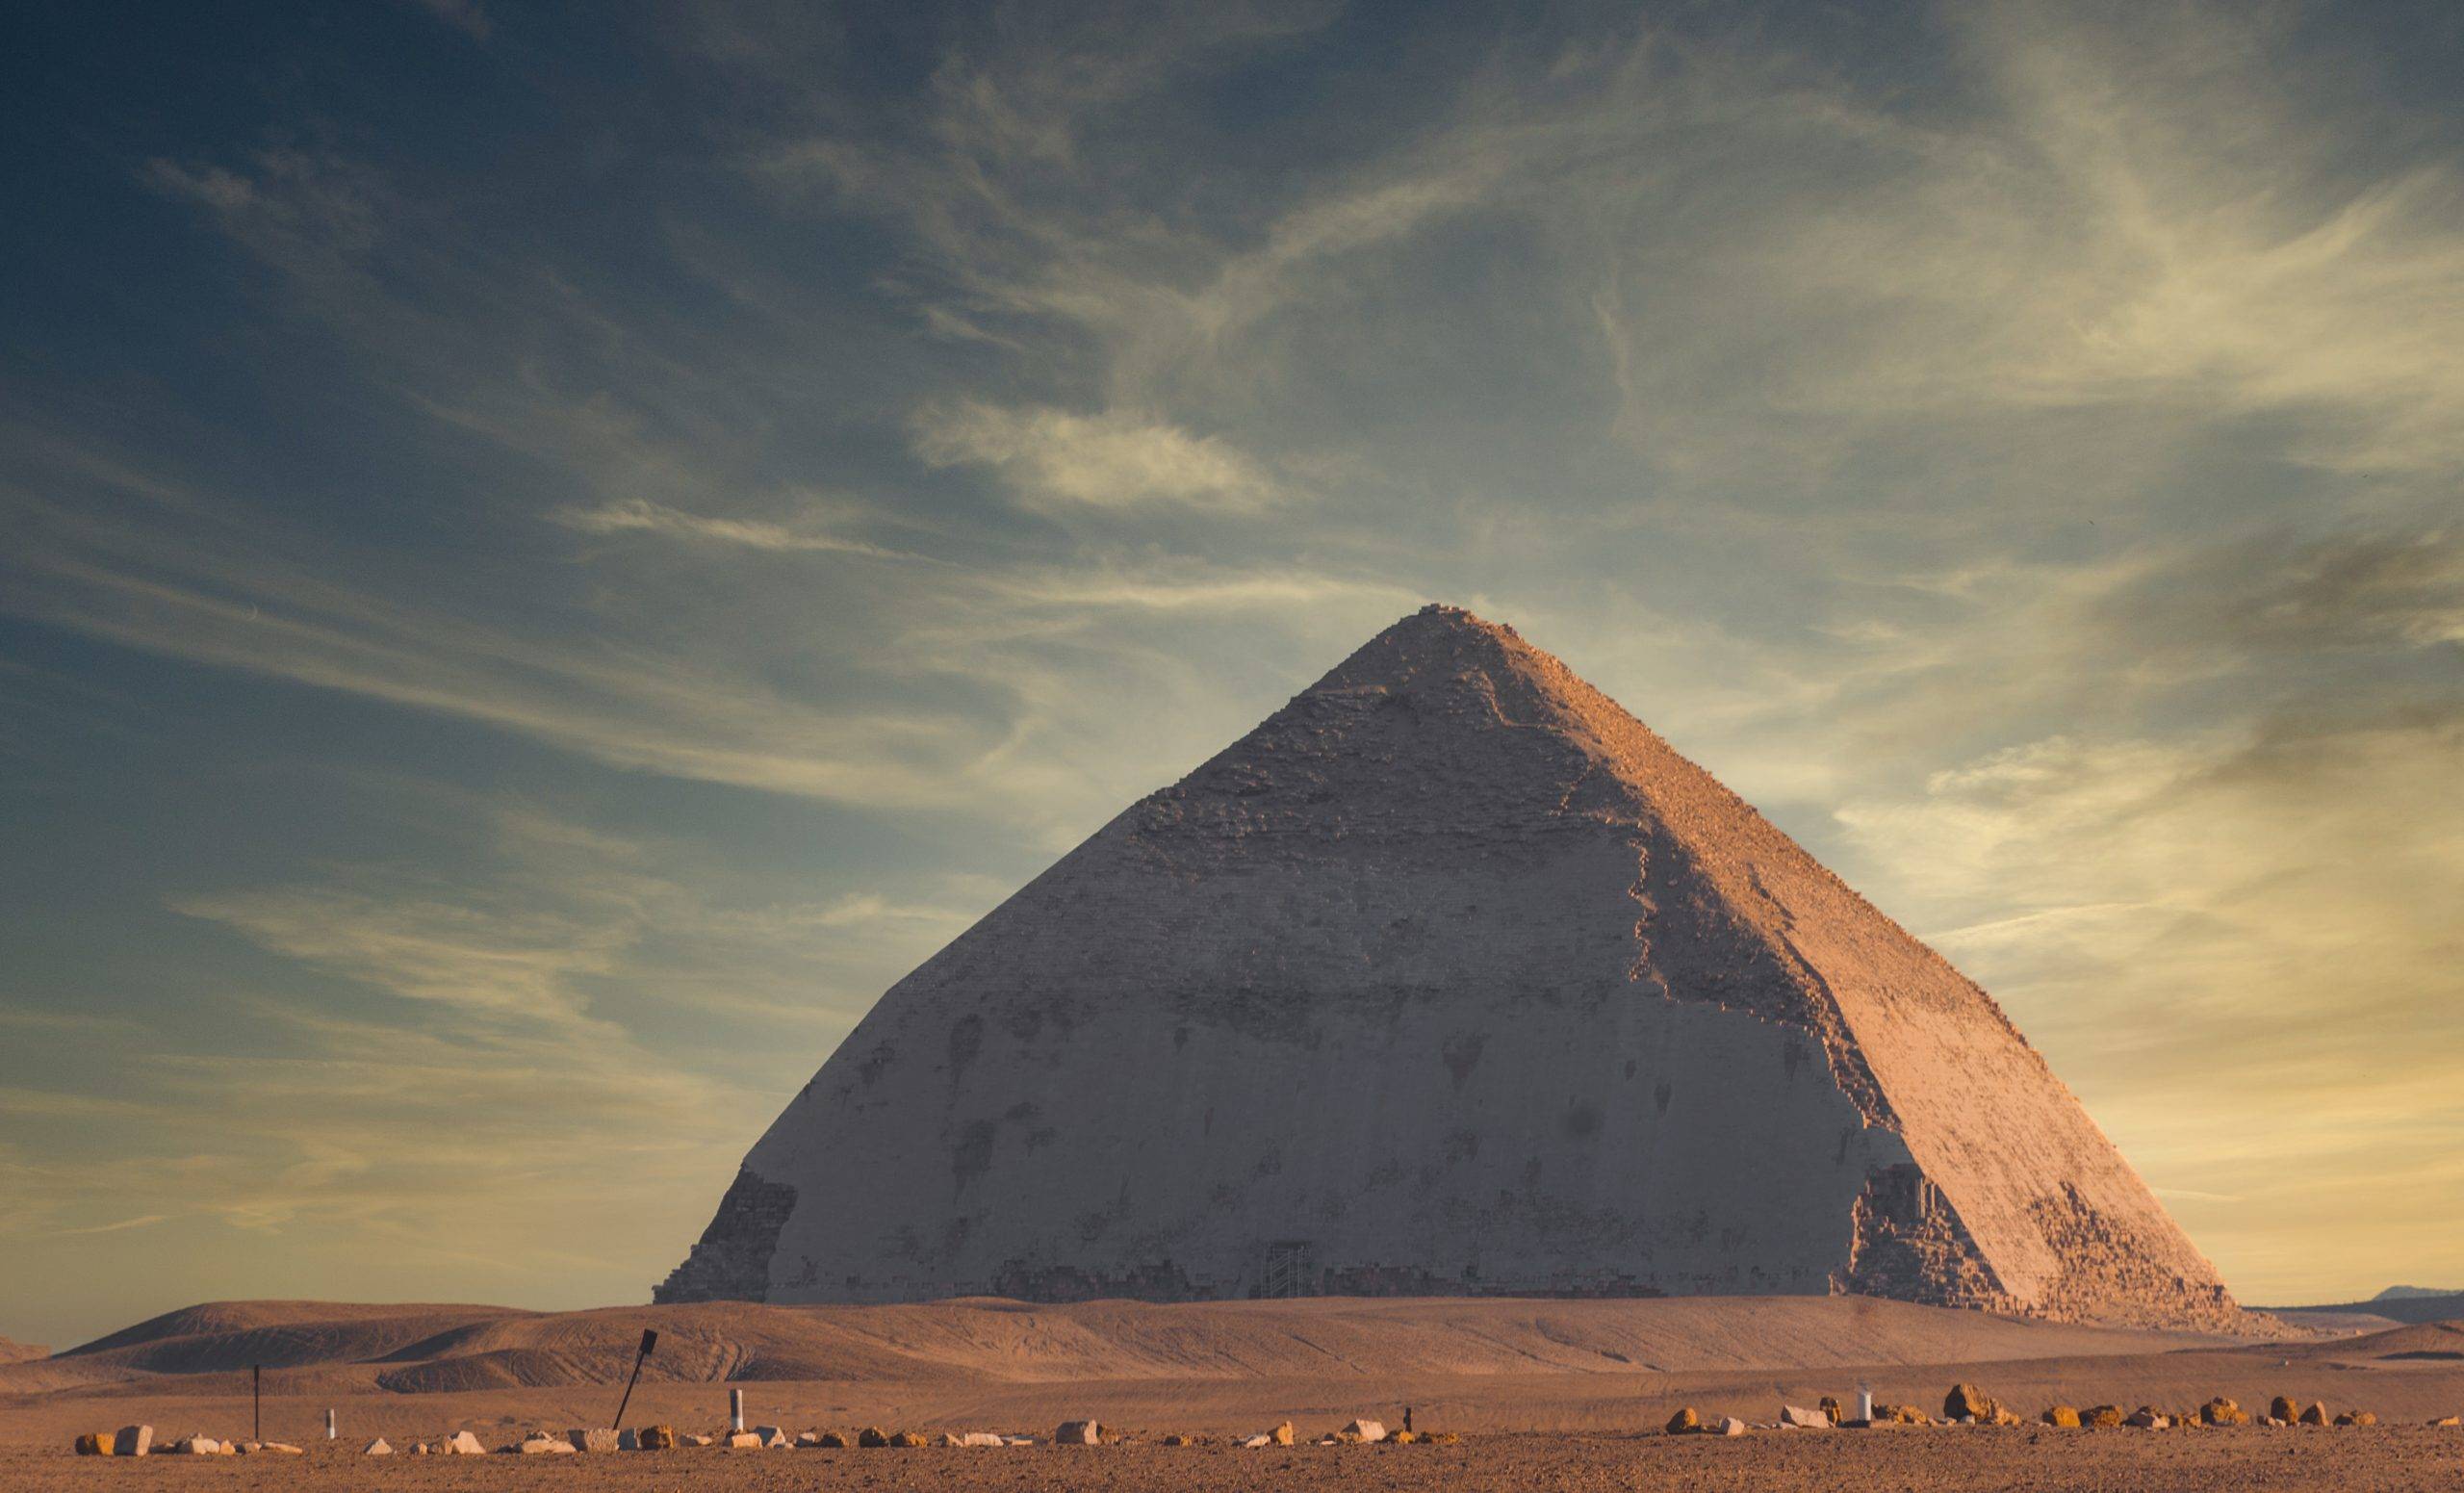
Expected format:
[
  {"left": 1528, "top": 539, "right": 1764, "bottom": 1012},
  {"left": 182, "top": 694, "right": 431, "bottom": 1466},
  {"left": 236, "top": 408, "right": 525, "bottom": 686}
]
[
  {"left": 730, "top": 1388, "right": 744, "bottom": 1432},
  {"left": 1857, "top": 1387, "right": 1873, "bottom": 1423},
  {"left": 325, "top": 1407, "right": 336, "bottom": 1441}
]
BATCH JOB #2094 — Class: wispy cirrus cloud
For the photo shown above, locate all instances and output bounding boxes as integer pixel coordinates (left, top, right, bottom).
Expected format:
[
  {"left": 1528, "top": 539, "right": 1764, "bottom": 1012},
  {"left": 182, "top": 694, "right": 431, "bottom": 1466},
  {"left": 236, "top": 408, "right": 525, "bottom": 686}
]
[{"left": 912, "top": 401, "right": 1286, "bottom": 512}]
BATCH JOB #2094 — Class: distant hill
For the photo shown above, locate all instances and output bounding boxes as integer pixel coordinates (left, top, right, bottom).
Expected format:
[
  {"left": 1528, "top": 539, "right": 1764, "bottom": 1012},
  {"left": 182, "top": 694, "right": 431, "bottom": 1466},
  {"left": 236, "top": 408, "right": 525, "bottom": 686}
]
[
  {"left": 2267, "top": 1291, "right": 2464, "bottom": 1327},
  {"left": 0, "top": 1338, "right": 46, "bottom": 1365},
  {"left": 2374, "top": 1285, "right": 2463, "bottom": 1300}
]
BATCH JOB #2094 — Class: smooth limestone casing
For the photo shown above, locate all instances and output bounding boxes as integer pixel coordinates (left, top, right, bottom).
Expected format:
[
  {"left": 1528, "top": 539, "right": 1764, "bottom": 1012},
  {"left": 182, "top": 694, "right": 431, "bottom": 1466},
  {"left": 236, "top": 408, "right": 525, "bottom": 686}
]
[{"left": 661, "top": 605, "right": 2243, "bottom": 1327}]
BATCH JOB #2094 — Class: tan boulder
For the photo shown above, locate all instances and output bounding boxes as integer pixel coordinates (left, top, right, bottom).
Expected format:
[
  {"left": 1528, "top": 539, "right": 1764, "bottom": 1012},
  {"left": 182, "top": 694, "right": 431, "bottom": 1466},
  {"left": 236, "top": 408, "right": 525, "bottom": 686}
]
[
  {"left": 1054, "top": 1420, "right": 1100, "bottom": 1445},
  {"left": 363, "top": 1438, "right": 392, "bottom": 1455},
  {"left": 1781, "top": 1404, "right": 1832, "bottom": 1429},
  {"left": 857, "top": 1427, "right": 891, "bottom": 1448},
  {"left": 2332, "top": 1409, "right": 2377, "bottom": 1427},
  {"left": 1426, "top": 1431, "right": 1463, "bottom": 1444},
  {"left": 817, "top": 1430, "right": 851, "bottom": 1447},
  {"left": 1341, "top": 1419, "right": 1388, "bottom": 1443},
  {"left": 115, "top": 1425, "right": 153, "bottom": 1456},
  {"left": 251, "top": 1443, "right": 305, "bottom": 1454},
  {"left": 2426, "top": 1415, "right": 2459, "bottom": 1428},
  {"left": 635, "top": 1425, "right": 677, "bottom": 1451},
  {"left": 2297, "top": 1403, "right": 2327, "bottom": 1426},
  {"left": 1818, "top": 1396, "right": 1843, "bottom": 1425},
  {"left": 2270, "top": 1396, "right": 2299, "bottom": 1423},
  {"left": 569, "top": 1428, "right": 620, "bottom": 1453},
  {"left": 726, "top": 1431, "right": 764, "bottom": 1450},
  {"left": 1666, "top": 1406, "right": 1701, "bottom": 1434},
  {"left": 74, "top": 1433, "right": 111, "bottom": 1456},
  {"left": 1711, "top": 1417, "right": 1748, "bottom": 1437},
  {"left": 2199, "top": 1398, "right": 2246, "bottom": 1427},
  {"left": 1944, "top": 1384, "right": 1997, "bottom": 1423},
  {"left": 1270, "top": 1421, "right": 1296, "bottom": 1446},
  {"left": 2123, "top": 1408, "right": 2169, "bottom": 1429},
  {"left": 442, "top": 1430, "right": 488, "bottom": 1454},
  {"left": 2042, "top": 1405, "right": 2081, "bottom": 1429}
]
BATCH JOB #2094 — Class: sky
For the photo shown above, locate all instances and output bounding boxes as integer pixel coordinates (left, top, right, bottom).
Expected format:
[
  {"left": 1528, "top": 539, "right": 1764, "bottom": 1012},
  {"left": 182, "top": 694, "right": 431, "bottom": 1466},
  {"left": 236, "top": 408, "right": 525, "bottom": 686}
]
[{"left": 3, "top": 0, "right": 2460, "bottom": 1350}]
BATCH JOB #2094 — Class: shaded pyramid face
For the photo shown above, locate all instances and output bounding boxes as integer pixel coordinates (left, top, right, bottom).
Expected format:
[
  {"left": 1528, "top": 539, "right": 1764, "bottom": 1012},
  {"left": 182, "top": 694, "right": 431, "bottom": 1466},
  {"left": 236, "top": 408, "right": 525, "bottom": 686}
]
[{"left": 661, "top": 605, "right": 2242, "bottom": 1328}]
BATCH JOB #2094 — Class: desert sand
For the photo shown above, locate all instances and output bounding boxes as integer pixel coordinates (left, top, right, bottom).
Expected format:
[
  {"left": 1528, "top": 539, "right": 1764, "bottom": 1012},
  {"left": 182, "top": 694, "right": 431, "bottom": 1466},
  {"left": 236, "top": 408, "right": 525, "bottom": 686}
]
[{"left": 4, "top": 1297, "right": 2460, "bottom": 1490}]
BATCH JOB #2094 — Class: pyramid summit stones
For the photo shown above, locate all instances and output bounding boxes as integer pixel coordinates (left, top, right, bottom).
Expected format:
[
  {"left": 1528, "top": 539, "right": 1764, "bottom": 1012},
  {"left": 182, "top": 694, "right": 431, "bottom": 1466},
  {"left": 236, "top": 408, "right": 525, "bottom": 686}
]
[{"left": 661, "top": 604, "right": 2244, "bottom": 1329}]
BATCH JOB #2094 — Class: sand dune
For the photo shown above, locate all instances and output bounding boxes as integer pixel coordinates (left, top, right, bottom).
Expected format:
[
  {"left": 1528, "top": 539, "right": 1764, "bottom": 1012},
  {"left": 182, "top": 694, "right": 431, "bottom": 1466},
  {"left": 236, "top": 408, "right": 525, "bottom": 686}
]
[{"left": 4, "top": 1294, "right": 2238, "bottom": 1399}]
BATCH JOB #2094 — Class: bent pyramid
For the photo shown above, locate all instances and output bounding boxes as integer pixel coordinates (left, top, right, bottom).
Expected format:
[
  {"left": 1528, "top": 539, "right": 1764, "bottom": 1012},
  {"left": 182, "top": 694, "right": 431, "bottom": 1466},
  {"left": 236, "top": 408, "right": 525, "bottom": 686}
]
[{"left": 661, "top": 605, "right": 2242, "bottom": 1329}]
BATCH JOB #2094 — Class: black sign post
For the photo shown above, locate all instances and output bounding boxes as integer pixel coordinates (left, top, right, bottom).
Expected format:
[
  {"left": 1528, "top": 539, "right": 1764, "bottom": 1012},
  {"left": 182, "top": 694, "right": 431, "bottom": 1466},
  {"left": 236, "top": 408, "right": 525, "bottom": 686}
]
[{"left": 611, "top": 1328, "right": 657, "bottom": 1430}]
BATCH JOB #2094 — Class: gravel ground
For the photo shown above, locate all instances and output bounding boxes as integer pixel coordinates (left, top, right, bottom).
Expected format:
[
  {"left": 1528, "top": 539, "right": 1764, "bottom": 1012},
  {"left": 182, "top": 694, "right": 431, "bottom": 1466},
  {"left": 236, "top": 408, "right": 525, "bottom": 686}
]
[{"left": 7, "top": 1427, "right": 2464, "bottom": 1493}]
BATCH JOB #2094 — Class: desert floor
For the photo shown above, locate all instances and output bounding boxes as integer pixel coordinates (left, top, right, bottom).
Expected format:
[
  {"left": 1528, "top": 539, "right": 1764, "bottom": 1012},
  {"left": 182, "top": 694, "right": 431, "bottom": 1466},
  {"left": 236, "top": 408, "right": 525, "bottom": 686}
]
[{"left": 4, "top": 1296, "right": 2460, "bottom": 1490}]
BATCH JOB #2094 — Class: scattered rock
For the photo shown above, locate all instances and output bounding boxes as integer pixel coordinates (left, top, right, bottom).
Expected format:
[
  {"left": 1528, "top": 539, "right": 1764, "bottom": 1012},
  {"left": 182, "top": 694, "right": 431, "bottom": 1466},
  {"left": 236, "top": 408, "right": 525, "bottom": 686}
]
[
  {"left": 1241, "top": 1434, "right": 1270, "bottom": 1449},
  {"left": 442, "top": 1430, "right": 488, "bottom": 1455},
  {"left": 2042, "top": 1405, "right": 2081, "bottom": 1429},
  {"left": 816, "top": 1430, "right": 851, "bottom": 1448},
  {"left": 251, "top": 1443, "right": 305, "bottom": 1455},
  {"left": 726, "top": 1431, "right": 764, "bottom": 1450},
  {"left": 520, "top": 1436, "right": 578, "bottom": 1454},
  {"left": 2271, "top": 1396, "right": 2299, "bottom": 1423},
  {"left": 858, "top": 1426, "right": 892, "bottom": 1448},
  {"left": 1712, "top": 1417, "right": 1748, "bottom": 1437},
  {"left": 169, "top": 1437, "right": 225, "bottom": 1455},
  {"left": 2123, "top": 1407, "right": 2169, "bottom": 1429},
  {"left": 1390, "top": 1429, "right": 1420, "bottom": 1444},
  {"left": 2333, "top": 1410, "right": 2378, "bottom": 1427},
  {"left": 1426, "top": 1431, "right": 1463, "bottom": 1445},
  {"left": 682, "top": 1433, "right": 714, "bottom": 1447},
  {"left": 751, "top": 1425, "right": 789, "bottom": 1448},
  {"left": 114, "top": 1425, "right": 153, "bottom": 1457},
  {"left": 959, "top": 1431, "right": 1005, "bottom": 1447},
  {"left": 1818, "top": 1396, "right": 1843, "bottom": 1425},
  {"left": 363, "top": 1438, "right": 393, "bottom": 1455},
  {"left": 1342, "top": 1419, "right": 1388, "bottom": 1443},
  {"left": 1944, "top": 1384, "right": 1997, "bottom": 1423},
  {"left": 887, "top": 1429, "right": 930, "bottom": 1448},
  {"left": 634, "top": 1425, "right": 677, "bottom": 1451},
  {"left": 2428, "top": 1415, "right": 2460, "bottom": 1428},
  {"left": 1666, "top": 1407, "right": 1702, "bottom": 1434},
  {"left": 1053, "top": 1420, "right": 1100, "bottom": 1445},
  {"left": 1270, "top": 1420, "right": 1296, "bottom": 1446},
  {"left": 2200, "top": 1398, "right": 2247, "bottom": 1427},
  {"left": 569, "top": 1428, "right": 621, "bottom": 1453},
  {"left": 2298, "top": 1403, "right": 2327, "bottom": 1427},
  {"left": 74, "top": 1433, "right": 111, "bottom": 1456},
  {"left": 1161, "top": 1433, "right": 1196, "bottom": 1446},
  {"left": 1781, "top": 1404, "right": 1832, "bottom": 1429}
]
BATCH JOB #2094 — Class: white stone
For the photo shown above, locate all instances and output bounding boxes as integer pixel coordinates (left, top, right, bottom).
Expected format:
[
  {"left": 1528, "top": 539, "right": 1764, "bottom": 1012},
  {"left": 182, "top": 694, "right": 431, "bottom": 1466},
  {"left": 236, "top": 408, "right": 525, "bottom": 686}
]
[
  {"left": 1053, "top": 1420, "right": 1099, "bottom": 1445},
  {"left": 114, "top": 1425, "right": 152, "bottom": 1456},
  {"left": 1714, "top": 1418, "right": 1748, "bottom": 1437},
  {"left": 442, "top": 1430, "right": 487, "bottom": 1455},
  {"left": 363, "top": 1438, "right": 393, "bottom": 1455},
  {"left": 959, "top": 1431, "right": 1006, "bottom": 1447},
  {"left": 1342, "top": 1419, "right": 1387, "bottom": 1443},
  {"left": 1781, "top": 1405, "right": 1831, "bottom": 1429}
]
